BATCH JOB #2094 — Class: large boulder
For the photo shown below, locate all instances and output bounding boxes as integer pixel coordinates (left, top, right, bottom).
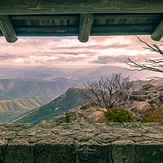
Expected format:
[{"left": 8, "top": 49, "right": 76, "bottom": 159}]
[{"left": 136, "top": 102, "right": 151, "bottom": 113}]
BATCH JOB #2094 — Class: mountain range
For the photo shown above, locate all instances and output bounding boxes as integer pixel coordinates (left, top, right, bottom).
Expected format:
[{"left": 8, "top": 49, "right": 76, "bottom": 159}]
[
  {"left": 0, "top": 96, "right": 48, "bottom": 112},
  {"left": 0, "top": 96, "right": 48, "bottom": 123},
  {"left": 11, "top": 78, "right": 163, "bottom": 125},
  {"left": 0, "top": 65, "right": 163, "bottom": 123},
  {"left": 10, "top": 88, "right": 88, "bottom": 124},
  {"left": 1, "top": 65, "right": 162, "bottom": 81}
]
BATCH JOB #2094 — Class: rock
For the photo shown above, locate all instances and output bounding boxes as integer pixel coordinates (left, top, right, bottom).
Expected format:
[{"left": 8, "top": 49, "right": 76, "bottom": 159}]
[
  {"left": 82, "top": 108, "right": 107, "bottom": 123},
  {"left": 0, "top": 122, "right": 163, "bottom": 163},
  {"left": 5, "top": 145, "right": 31, "bottom": 163},
  {"left": 142, "top": 83, "right": 155, "bottom": 91},
  {"left": 136, "top": 102, "right": 151, "bottom": 113},
  {"left": 159, "top": 104, "right": 163, "bottom": 109},
  {"left": 147, "top": 97, "right": 162, "bottom": 107},
  {"left": 158, "top": 86, "right": 163, "bottom": 91}
]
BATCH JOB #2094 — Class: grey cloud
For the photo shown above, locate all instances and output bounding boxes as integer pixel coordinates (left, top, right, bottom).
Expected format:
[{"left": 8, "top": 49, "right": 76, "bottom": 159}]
[
  {"left": 46, "top": 56, "right": 86, "bottom": 63},
  {"left": 38, "top": 51, "right": 96, "bottom": 57},
  {"left": 49, "top": 42, "right": 131, "bottom": 51},
  {"left": 0, "top": 53, "right": 17, "bottom": 59},
  {"left": 22, "top": 56, "right": 87, "bottom": 64},
  {"left": 62, "top": 52, "right": 81, "bottom": 56},
  {"left": 92, "top": 55, "right": 126, "bottom": 64},
  {"left": 91, "top": 53, "right": 162, "bottom": 64}
]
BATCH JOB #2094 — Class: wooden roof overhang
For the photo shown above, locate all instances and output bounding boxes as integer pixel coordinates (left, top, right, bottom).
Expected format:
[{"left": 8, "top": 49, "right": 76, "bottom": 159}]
[{"left": 0, "top": 0, "right": 163, "bottom": 43}]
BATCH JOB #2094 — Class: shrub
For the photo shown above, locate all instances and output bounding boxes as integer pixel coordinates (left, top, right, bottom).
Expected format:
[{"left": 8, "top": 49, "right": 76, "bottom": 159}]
[
  {"left": 65, "top": 112, "right": 74, "bottom": 123},
  {"left": 142, "top": 108, "right": 163, "bottom": 123},
  {"left": 80, "top": 104, "right": 92, "bottom": 110},
  {"left": 104, "top": 108, "right": 134, "bottom": 123}
]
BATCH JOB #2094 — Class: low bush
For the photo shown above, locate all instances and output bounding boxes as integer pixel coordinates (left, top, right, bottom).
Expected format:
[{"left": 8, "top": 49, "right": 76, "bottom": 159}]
[
  {"left": 142, "top": 108, "right": 163, "bottom": 123},
  {"left": 80, "top": 104, "right": 92, "bottom": 110},
  {"left": 65, "top": 112, "right": 74, "bottom": 123},
  {"left": 104, "top": 108, "right": 134, "bottom": 123}
]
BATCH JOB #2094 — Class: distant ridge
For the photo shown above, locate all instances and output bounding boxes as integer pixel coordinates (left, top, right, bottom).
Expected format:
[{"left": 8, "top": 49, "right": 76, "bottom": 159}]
[
  {"left": 0, "top": 96, "right": 48, "bottom": 123},
  {"left": 11, "top": 88, "right": 88, "bottom": 124},
  {"left": 0, "top": 96, "right": 47, "bottom": 112},
  {"left": 0, "top": 78, "right": 75, "bottom": 100}
]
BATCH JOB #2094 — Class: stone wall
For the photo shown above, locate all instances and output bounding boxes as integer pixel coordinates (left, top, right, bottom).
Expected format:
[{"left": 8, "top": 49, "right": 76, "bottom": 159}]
[{"left": 0, "top": 122, "right": 163, "bottom": 163}]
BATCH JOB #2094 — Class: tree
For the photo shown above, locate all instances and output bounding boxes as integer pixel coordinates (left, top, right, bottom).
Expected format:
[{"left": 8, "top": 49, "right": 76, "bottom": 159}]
[
  {"left": 84, "top": 73, "right": 132, "bottom": 109},
  {"left": 126, "top": 37, "right": 163, "bottom": 111},
  {"left": 126, "top": 36, "right": 163, "bottom": 74}
]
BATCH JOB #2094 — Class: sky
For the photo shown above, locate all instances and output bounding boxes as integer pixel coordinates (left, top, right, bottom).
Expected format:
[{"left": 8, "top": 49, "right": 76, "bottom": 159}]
[{"left": 0, "top": 35, "right": 162, "bottom": 68}]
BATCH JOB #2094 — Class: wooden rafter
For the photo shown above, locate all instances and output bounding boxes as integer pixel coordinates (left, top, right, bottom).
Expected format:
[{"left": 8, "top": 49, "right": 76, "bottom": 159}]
[
  {"left": 78, "top": 13, "right": 94, "bottom": 43},
  {"left": 151, "top": 19, "right": 163, "bottom": 41},
  {"left": 0, "top": 0, "right": 163, "bottom": 14},
  {"left": 0, "top": 15, "right": 17, "bottom": 43}
]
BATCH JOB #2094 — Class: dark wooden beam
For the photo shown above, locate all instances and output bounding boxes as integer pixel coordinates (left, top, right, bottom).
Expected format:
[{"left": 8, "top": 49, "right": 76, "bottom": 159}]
[
  {"left": 15, "top": 24, "right": 154, "bottom": 32},
  {"left": 78, "top": 13, "right": 94, "bottom": 43},
  {"left": 10, "top": 14, "right": 162, "bottom": 20},
  {"left": 10, "top": 15, "right": 79, "bottom": 20},
  {"left": 94, "top": 14, "right": 162, "bottom": 19},
  {"left": 0, "top": 0, "right": 163, "bottom": 14},
  {"left": 16, "top": 27, "right": 77, "bottom": 31},
  {"left": 0, "top": 15, "right": 17, "bottom": 43},
  {"left": 151, "top": 19, "right": 163, "bottom": 41},
  {"left": 12, "top": 24, "right": 154, "bottom": 36}
]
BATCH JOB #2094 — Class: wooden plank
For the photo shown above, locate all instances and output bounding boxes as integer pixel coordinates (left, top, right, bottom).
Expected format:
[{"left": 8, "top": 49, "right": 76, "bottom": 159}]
[
  {"left": 91, "top": 31, "right": 151, "bottom": 35},
  {"left": 94, "top": 14, "right": 162, "bottom": 19},
  {"left": 15, "top": 31, "right": 150, "bottom": 37},
  {"left": 15, "top": 27, "right": 77, "bottom": 31},
  {"left": 78, "top": 13, "right": 94, "bottom": 42},
  {"left": 13, "top": 24, "right": 154, "bottom": 37},
  {"left": 0, "top": 15, "right": 17, "bottom": 43},
  {"left": 15, "top": 26, "right": 78, "bottom": 36},
  {"left": 15, "top": 24, "right": 154, "bottom": 31},
  {"left": 16, "top": 32, "right": 77, "bottom": 36},
  {"left": 10, "top": 14, "right": 162, "bottom": 20},
  {"left": 151, "top": 19, "right": 163, "bottom": 41},
  {"left": 0, "top": 0, "right": 163, "bottom": 14},
  {"left": 91, "top": 26, "right": 154, "bottom": 35},
  {"left": 92, "top": 24, "right": 156, "bottom": 30},
  {"left": 10, "top": 15, "right": 79, "bottom": 20}
]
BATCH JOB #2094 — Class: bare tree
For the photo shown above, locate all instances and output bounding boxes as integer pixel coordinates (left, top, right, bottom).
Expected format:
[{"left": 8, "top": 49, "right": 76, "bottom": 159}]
[
  {"left": 126, "top": 36, "right": 163, "bottom": 73},
  {"left": 84, "top": 73, "right": 132, "bottom": 109},
  {"left": 126, "top": 37, "right": 163, "bottom": 111}
]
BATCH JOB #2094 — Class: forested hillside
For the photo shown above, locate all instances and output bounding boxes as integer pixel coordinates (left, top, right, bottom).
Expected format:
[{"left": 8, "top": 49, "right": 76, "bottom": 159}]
[
  {"left": 11, "top": 88, "right": 88, "bottom": 124},
  {"left": 0, "top": 96, "right": 48, "bottom": 123}
]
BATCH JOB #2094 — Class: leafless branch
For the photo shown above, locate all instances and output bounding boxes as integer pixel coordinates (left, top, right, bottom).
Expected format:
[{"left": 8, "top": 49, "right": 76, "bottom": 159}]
[
  {"left": 136, "top": 36, "right": 163, "bottom": 55},
  {"left": 126, "top": 36, "right": 163, "bottom": 74},
  {"left": 84, "top": 73, "right": 132, "bottom": 109}
]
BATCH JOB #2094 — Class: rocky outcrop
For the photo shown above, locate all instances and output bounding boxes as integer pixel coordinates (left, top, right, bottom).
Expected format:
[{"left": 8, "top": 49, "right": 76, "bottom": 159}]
[
  {"left": 0, "top": 122, "right": 163, "bottom": 163},
  {"left": 136, "top": 102, "right": 151, "bottom": 113},
  {"left": 129, "top": 85, "right": 163, "bottom": 115}
]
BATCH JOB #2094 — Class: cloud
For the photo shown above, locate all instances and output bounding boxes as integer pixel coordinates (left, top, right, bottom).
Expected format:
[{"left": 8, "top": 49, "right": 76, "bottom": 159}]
[
  {"left": 92, "top": 52, "right": 162, "bottom": 64},
  {"left": 0, "top": 35, "right": 162, "bottom": 66},
  {"left": 0, "top": 53, "right": 16, "bottom": 59}
]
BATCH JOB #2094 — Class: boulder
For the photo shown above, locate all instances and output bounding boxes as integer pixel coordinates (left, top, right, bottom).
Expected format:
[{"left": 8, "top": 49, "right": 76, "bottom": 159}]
[
  {"left": 136, "top": 102, "right": 151, "bottom": 113},
  {"left": 159, "top": 104, "right": 163, "bottom": 109},
  {"left": 142, "top": 83, "right": 155, "bottom": 91}
]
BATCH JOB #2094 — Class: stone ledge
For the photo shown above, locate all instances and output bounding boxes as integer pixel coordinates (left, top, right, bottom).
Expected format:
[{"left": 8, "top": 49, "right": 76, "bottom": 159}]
[{"left": 0, "top": 122, "right": 163, "bottom": 163}]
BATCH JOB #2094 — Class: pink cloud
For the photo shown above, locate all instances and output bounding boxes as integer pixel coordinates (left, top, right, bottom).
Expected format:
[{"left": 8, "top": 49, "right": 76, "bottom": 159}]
[{"left": 0, "top": 35, "right": 162, "bottom": 66}]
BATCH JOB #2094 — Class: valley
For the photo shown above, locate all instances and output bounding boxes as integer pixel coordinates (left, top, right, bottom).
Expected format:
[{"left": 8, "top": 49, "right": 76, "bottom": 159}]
[{"left": 0, "top": 65, "right": 163, "bottom": 123}]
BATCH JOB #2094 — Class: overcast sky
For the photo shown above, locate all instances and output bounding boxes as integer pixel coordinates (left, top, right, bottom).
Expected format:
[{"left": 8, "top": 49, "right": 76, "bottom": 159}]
[{"left": 0, "top": 35, "right": 162, "bottom": 68}]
